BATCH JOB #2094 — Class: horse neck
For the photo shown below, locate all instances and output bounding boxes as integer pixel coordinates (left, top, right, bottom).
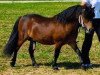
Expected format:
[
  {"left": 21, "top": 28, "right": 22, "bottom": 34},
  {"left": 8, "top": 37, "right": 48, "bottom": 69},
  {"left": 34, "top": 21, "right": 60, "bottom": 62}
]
[{"left": 54, "top": 5, "right": 83, "bottom": 24}]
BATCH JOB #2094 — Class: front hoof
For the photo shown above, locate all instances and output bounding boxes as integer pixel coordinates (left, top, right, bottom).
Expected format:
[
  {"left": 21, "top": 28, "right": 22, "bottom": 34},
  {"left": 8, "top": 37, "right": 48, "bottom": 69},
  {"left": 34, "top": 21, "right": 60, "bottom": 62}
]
[
  {"left": 52, "top": 66, "right": 59, "bottom": 70},
  {"left": 32, "top": 63, "right": 39, "bottom": 68},
  {"left": 10, "top": 62, "right": 15, "bottom": 67},
  {"left": 81, "top": 64, "right": 92, "bottom": 70}
]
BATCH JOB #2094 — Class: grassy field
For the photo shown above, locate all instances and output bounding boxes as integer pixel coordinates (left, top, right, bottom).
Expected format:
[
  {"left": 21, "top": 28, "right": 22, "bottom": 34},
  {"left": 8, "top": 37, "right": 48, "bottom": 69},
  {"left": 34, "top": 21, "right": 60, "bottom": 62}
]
[{"left": 0, "top": 2, "right": 100, "bottom": 75}]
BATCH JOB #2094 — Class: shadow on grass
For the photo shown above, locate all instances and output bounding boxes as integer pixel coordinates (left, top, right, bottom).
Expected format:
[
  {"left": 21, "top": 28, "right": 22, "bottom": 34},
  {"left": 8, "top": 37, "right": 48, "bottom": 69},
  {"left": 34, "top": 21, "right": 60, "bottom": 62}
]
[
  {"left": 92, "top": 64, "right": 100, "bottom": 68},
  {"left": 37, "top": 62, "right": 100, "bottom": 69},
  {"left": 16, "top": 62, "right": 100, "bottom": 70},
  {"left": 38, "top": 62, "right": 81, "bottom": 69}
]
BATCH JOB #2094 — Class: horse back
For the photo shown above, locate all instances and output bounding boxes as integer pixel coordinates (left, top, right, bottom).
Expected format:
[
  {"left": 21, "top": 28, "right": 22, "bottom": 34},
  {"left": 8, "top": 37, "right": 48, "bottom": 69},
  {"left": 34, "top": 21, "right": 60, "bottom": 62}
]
[{"left": 18, "top": 14, "right": 78, "bottom": 45}]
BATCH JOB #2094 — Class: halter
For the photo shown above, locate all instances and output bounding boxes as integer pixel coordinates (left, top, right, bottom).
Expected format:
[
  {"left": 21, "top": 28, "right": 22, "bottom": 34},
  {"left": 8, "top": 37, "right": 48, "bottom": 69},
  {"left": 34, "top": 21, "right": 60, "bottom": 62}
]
[
  {"left": 78, "top": 8, "right": 87, "bottom": 28},
  {"left": 79, "top": 15, "right": 84, "bottom": 28}
]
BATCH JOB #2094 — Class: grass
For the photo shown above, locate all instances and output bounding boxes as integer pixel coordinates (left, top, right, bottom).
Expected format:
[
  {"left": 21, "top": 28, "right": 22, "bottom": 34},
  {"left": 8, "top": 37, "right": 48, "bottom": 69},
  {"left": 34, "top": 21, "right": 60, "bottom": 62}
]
[{"left": 0, "top": 2, "right": 100, "bottom": 75}]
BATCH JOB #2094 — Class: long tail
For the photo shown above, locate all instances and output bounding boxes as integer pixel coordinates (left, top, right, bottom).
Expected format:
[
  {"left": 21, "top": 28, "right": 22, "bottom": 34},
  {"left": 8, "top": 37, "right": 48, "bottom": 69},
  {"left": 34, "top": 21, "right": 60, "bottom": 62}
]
[{"left": 3, "top": 17, "right": 21, "bottom": 57}]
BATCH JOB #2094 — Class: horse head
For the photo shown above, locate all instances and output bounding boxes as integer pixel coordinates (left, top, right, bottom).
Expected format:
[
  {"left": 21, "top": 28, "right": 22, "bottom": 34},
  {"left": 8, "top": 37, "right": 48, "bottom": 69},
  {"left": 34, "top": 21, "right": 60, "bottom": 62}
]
[{"left": 81, "top": 6, "right": 95, "bottom": 33}]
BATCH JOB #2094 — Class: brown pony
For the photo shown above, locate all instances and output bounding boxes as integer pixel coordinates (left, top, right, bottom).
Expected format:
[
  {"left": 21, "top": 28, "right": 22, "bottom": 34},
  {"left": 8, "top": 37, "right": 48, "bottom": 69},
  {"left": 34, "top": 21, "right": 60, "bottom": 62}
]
[{"left": 4, "top": 5, "right": 94, "bottom": 70}]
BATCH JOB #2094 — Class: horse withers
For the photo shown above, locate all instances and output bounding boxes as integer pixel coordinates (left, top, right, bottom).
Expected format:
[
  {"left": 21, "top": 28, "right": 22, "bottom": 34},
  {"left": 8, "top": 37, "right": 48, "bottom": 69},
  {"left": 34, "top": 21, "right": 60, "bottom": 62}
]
[{"left": 4, "top": 5, "right": 94, "bottom": 70}]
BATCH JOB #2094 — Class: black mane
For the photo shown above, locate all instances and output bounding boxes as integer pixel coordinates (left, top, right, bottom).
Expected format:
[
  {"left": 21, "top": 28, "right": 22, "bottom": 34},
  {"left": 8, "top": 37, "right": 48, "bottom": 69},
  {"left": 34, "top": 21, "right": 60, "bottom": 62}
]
[{"left": 55, "top": 5, "right": 82, "bottom": 24}]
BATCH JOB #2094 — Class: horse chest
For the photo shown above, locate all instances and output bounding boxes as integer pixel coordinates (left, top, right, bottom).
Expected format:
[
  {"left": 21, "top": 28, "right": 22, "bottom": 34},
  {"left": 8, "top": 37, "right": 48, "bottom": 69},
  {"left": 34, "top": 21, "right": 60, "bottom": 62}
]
[
  {"left": 53, "top": 28, "right": 67, "bottom": 41},
  {"left": 53, "top": 24, "right": 78, "bottom": 42}
]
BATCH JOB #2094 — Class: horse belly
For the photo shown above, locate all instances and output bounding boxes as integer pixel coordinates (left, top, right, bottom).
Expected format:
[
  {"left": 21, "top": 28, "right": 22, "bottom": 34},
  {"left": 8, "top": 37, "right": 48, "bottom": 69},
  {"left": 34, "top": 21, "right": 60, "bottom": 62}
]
[
  {"left": 38, "top": 39, "right": 54, "bottom": 45},
  {"left": 29, "top": 27, "right": 54, "bottom": 45},
  {"left": 33, "top": 34, "right": 54, "bottom": 45}
]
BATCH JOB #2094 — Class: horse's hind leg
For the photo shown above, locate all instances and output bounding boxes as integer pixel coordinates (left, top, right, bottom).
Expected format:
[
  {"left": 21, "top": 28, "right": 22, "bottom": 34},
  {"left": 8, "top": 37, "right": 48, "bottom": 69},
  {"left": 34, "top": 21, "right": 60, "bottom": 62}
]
[
  {"left": 28, "top": 40, "right": 37, "bottom": 67},
  {"left": 68, "top": 42, "right": 83, "bottom": 64},
  {"left": 10, "top": 39, "right": 25, "bottom": 67}
]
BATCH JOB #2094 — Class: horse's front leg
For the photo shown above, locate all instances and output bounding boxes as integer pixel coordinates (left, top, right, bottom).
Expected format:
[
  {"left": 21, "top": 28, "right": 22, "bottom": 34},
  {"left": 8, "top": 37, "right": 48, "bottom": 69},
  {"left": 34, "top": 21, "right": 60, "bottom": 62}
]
[
  {"left": 52, "top": 43, "right": 62, "bottom": 70},
  {"left": 68, "top": 42, "right": 83, "bottom": 64}
]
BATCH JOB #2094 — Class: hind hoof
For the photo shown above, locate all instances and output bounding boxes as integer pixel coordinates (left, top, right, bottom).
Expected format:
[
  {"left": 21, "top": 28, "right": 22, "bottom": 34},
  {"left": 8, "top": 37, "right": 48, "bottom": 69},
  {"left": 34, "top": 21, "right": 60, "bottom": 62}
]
[
  {"left": 32, "top": 64, "right": 39, "bottom": 68},
  {"left": 10, "top": 62, "right": 15, "bottom": 67},
  {"left": 52, "top": 66, "right": 59, "bottom": 70}
]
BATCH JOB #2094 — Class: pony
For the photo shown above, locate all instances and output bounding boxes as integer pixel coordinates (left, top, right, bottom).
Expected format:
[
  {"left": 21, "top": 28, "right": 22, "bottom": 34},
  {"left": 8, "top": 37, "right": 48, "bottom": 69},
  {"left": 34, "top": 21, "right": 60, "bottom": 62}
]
[{"left": 4, "top": 5, "right": 94, "bottom": 70}]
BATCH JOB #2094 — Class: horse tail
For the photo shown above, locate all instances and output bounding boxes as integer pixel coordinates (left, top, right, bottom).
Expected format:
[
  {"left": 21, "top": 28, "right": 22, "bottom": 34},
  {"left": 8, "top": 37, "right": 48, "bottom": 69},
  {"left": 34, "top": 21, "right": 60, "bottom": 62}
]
[{"left": 3, "top": 17, "right": 21, "bottom": 57}]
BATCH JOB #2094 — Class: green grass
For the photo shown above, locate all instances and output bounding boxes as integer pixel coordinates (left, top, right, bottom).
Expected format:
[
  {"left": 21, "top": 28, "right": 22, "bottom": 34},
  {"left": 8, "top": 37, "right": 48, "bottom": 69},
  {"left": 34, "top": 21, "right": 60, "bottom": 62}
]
[{"left": 0, "top": 2, "right": 100, "bottom": 75}]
